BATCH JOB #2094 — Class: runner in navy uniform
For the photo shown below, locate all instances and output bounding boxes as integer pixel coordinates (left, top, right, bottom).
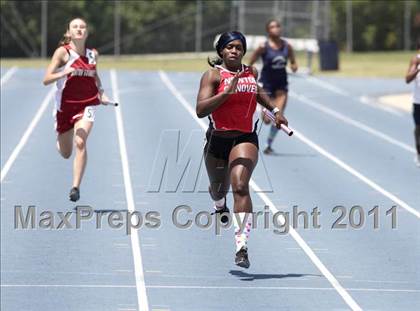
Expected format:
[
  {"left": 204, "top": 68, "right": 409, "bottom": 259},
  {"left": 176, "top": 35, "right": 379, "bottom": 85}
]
[{"left": 249, "top": 19, "right": 297, "bottom": 154}]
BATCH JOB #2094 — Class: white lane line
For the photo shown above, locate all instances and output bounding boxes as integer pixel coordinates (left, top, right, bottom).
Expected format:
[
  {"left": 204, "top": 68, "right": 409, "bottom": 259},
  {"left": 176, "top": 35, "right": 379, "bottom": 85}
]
[
  {"left": 158, "top": 71, "right": 363, "bottom": 311},
  {"left": 293, "top": 130, "right": 420, "bottom": 219},
  {"left": 352, "top": 279, "right": 413, "bottom": 284},
  {"left": 1, "top": 284, "right": 418, "bottom": 293},
  {"left": 0, "top": 66, "right": 18, "bottom": 86},
  {"left": 359, "top": 96, "right": 403, "bottom": 117},
  {"left": 111, "top": 69, "right": 149, "bottom": 311},
  {"left": 290, "top": 91, "right": 415, "bottom": 153},
  {"left": 302, "top": 75, "right": 405, "bottom": 116},
  {"left": 148, "top": 285, "right": 420, "bottom": 293},
  {"left": 1, "top": 87, "right": 54, "bottom": 182},
  {"left": 304, "top": 75, "right": 350, "bottom": 96}
]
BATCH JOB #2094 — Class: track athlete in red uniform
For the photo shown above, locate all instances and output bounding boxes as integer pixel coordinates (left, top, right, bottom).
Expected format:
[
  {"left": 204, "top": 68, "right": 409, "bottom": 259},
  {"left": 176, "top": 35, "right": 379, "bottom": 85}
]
[
  {"left": 43, "top": 17, "right": 112, "bottom": 202},
  {"left": 196, "top": 31, "right": 288, "bottom": 268}
]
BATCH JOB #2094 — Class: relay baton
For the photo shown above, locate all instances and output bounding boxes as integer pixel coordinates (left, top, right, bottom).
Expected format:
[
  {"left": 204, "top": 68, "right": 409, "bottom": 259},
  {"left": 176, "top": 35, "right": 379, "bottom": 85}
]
[
  {"left": 103, "top": 101, "right": 119, "bottom": 107},
  {"left": 262, "top": 108, "right": 293, "bottom": 136}
]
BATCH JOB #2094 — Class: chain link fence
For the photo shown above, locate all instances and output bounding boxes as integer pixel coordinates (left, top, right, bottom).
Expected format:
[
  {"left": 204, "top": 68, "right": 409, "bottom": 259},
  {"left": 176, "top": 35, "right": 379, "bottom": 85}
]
[{"left": 1, "top": 0, "right": 418, "bottom": 57}]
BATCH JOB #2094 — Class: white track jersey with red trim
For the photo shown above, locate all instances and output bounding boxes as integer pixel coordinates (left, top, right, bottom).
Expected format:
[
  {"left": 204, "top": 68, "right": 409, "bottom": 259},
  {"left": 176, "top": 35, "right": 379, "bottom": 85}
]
[
  {"left": 209, "top": 65, "right": 259, "bottom": 133},
  {"left": 55, "top": 45, "right": 99, "bottom": 112}
]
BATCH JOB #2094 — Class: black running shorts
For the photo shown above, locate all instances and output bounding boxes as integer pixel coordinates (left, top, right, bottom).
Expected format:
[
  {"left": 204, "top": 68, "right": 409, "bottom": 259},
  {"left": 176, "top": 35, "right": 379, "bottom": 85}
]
[
  {"left": 204, "top": 129, "right": 259, "bottom": 161},
  {"left": 413, "top": 104, "right": 420, "bottom": 126}
]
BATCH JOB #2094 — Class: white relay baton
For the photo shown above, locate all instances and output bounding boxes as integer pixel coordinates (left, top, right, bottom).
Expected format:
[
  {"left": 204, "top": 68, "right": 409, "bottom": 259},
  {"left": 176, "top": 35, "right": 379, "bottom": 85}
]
[{"left": 262, "top": 108, "right": 294, "bottom": 136}]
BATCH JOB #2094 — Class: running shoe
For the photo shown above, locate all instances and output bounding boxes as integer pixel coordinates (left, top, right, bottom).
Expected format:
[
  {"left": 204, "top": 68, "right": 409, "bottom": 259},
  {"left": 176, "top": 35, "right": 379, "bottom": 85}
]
[
  {"left": 235, "top": 246, "right": 250, "bottom": 268},
  {"left": 69, "top": 187, "right": 80, "bottom": 202},
  {"left": 415, "top": 154, "right": 420, "bottom": 167},
  {"left": 263, "top": 146, "right": 274, "bottom": 155},
  {"left": 212, "top": 199, "right": 230, "bottom": 224}
]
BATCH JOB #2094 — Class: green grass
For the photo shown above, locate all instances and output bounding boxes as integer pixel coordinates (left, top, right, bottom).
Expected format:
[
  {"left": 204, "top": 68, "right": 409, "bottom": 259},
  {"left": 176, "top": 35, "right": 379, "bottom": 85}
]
[
  {"left": 307, "top": 51, "right": 413, "bottom": 78},
  {"left": 1, "top": 51, "right": 414, "bottom": 78}
]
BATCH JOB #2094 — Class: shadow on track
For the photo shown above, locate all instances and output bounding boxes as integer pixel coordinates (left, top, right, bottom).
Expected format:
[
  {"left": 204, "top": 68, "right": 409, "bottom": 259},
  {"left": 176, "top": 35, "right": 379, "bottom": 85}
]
[{"left": 229, "top": 270, "right": 322, "bottom": 281}]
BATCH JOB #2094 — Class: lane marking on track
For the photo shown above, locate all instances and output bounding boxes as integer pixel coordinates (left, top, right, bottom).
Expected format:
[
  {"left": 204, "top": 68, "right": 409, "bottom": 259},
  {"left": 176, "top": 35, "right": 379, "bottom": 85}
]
[
  {"left": 359, "top": 96, "right": 404, "bottom": 116},
  {"left": 292, "top": 130, "right": 420, "bottom": 219},
  {"left": 111, "top": 69, "right": 149, "bottom": 311},
  {"left": 1, "top": 87, "right": 54, "bottom": 182},
  {"left": 290, "top": 91, "right": 415, "bottom": 153},
  {"left": 303, "top": 75, "right": 350, "bottom": 96},
  {"left": 0, "top": 66, "right": 18, "bottom": 86},
  {"left": 1, "top": 284, "right": 418, "bottom": 293},
  {"left": 301, "top": 75, "right": 407, "bottom": 116}
]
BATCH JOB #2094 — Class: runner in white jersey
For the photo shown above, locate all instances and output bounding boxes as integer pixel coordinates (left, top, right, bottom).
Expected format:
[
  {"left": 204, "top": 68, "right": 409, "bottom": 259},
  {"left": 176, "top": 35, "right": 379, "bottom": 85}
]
[
  {"left": 405, "top": 38, "right": 420, "bottom": 167},
  {"left": 43, "top": 17, "right": 112, "bottom": 201}
]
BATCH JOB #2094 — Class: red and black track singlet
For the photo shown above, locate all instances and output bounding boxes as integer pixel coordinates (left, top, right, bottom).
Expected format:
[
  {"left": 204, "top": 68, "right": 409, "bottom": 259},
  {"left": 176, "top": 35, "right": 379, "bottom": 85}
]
[
  {"left": 209, "top": 65, "right": 259, "bottom": 133},
  {"left": 54, "top": 45, "right": 99, "bottom": 112}
]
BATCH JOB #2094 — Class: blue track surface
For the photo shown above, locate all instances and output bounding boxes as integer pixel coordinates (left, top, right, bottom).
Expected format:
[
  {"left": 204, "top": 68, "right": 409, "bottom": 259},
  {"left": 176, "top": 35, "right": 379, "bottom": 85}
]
[{"left": 1, "top": 67, "right": 419, "bottom": 311}]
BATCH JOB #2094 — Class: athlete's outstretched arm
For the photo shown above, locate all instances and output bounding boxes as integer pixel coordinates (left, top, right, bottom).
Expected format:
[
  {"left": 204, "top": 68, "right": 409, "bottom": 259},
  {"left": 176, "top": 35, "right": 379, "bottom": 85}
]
[
  {"left": 196, "top": 68, "right": 240, "bottom": 118},
  {"left": 405, "top": 55, "right": 419, "bottom": 84},
  {"left": 288, "top": 44, "right": 298, "bottom": 73},
  {"left": 43, "top": 47, "right": 74, "bottom": 85},
  {"left": 248, "top": 43, "right": 265, "bottom": 66}
]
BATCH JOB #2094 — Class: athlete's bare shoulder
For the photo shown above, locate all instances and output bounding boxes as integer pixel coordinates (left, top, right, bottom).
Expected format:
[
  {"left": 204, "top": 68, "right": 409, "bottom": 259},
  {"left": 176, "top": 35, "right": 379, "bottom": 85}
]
[
  {"left": 51, "top": 46, "right": 70, "bottom": 66},
  {"left": 201, "top": 67, "right": 221, "bottom": 86},
  {"left": 54, "top": 46, "right": 68, "bottom": 57},
  {"left": 250, "top": 66, "right": 258, "bottom": 79}
]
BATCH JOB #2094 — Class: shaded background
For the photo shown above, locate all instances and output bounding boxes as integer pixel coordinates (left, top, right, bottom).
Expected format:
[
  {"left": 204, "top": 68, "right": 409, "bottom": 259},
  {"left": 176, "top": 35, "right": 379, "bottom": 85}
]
[{"left": 1, "top": 0, "right": 420, "bottom": 58}]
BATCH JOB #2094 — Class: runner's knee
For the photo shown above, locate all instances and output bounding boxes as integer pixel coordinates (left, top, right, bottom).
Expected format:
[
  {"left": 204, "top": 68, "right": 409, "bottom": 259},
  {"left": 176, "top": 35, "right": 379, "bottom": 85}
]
[
  {"left": 231, "top": 180, "right": 249, "bottom": 197},
  {"left": 74, "top": 136, "right": 86, "bottom": 150}
]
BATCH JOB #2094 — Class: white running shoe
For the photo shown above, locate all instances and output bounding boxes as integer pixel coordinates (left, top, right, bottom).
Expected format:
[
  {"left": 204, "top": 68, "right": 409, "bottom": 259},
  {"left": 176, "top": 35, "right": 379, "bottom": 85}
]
[{"left": 415, "top": 154, "right": 420, "bottom": 167}]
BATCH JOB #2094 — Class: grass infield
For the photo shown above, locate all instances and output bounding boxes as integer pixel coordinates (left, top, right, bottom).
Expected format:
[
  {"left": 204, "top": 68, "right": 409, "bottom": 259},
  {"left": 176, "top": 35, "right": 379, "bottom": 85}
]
[{"left": 1, "top": 51, "right": 413, "bottom": 78}]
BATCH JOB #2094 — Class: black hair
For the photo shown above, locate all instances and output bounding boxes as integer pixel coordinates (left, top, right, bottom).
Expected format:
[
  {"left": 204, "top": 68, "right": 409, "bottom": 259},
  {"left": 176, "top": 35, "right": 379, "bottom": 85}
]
[
  {"left": 207, "top": 31, "right": 247, "bottom": 67},
  {"left": 207, "top": 56, "right": 223, "bottom": 67},
  {"left": 216, "top": 31, "right": 247, "bottom": 56}
]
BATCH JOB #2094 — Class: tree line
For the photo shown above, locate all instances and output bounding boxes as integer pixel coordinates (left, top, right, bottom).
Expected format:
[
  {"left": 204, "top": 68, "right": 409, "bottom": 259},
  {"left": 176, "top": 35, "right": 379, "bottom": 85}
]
[{"left": 1, "top": 0, "right": 419, "bottom": 57}]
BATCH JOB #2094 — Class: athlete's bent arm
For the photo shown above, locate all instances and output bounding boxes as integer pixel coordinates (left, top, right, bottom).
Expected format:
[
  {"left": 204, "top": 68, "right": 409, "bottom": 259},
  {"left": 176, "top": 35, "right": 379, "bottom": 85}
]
[
  {"left": 288, "top": 44, "right": 298, "bottom": 73},
  {"left": 43, "top": 47, "right": 74, "bottom": 85},
  {"left": 248, "top": 44, "right": 265, "bottom": 67},
  {"left": 406, "top": 56, "right": 419, "bottom": 84},
  {"left": 196, "top": 68, "right": 239, "bottom": 118},
  {"left": 252, "top": 66, "right": 288, "bottom": 127}
]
